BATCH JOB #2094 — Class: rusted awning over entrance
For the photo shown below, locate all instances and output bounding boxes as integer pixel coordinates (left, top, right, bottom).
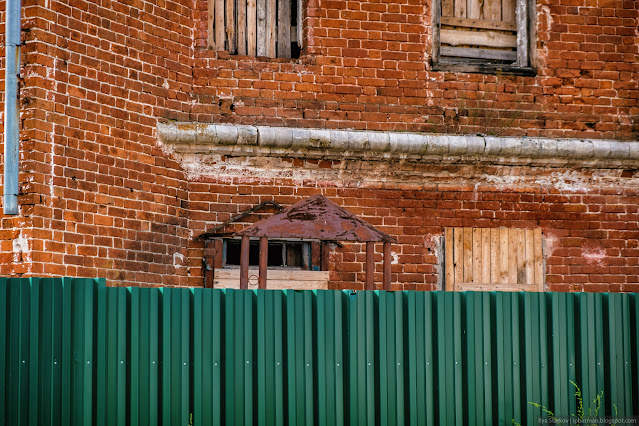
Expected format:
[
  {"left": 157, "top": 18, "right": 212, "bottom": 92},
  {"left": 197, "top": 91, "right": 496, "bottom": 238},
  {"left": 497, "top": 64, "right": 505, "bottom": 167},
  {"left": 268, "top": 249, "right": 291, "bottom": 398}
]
[
  {"left": 233, "top": 194, "right": 395, "bottom": 291},
  {"left": 237, "top": 194, "right": 395, "bottom": 243}
]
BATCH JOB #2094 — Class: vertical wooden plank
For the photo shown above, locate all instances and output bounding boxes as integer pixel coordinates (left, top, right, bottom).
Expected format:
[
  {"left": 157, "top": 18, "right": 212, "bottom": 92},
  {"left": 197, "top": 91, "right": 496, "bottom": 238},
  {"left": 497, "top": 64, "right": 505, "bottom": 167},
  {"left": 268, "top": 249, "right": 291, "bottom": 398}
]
[
  {"left": 527, "top": 0, "right": 536, "bottom": 67},
  {"left": 455, "top": 0, "right": 467, "bottom": 19},
  {"left": 442, "top": 0, "right": 454, "bottom": 17},
  {"left": 311, "top": 242, "right": 321, "bottom": 270},
  {"left": 321, "top": 243, "right": 330, "bottom": 271},
  {"left": 383, "top": 242, "right": 392, "bottom": 291},
  {"left": 259, "top": 237, "right": 268, "bottom": 289},
  {"left": 266, "top": 0, "right": 277, "bottom": 57},
  {"left": 297, "top": 0, "right": 303, "bottom": 47},
  {"left": 485, "top": 0, "right": 501, "bottom": 21},
  {"left": 226, "top": 0, "right": 236, "bottom": 54},
  {"left": 215, "top": 0, "right": 226, "bottom": 51},
  {"left": 499, "top": 228, "right": 509, "bottom": 284},
  {"left": 467, "top": 0, "right": 481, "bottom": 19},
  {"left": 237, "top": 0, "right": 247, "bottom": 55},
  {"left": 508, "top": 229, "right": 519, "bottom": 284},
  {"left": 257, "top": 0, "right": 267, "bottom": 56},
  {"left": 503, "top": 0, "right": 515, "bottom": 23},
  {"left": 240, "top": 235, "right": 250, "bottom": 289},
  {"left": 516, "top": 229, "right": 526, "bottom": 285},
  {"left": 445, "top": 228, "right": 455, "bottom": 291},
  {"left": 204, "top": 244, "right": 216, "bottom": 289},
  {"left": 481, "top": 228, "right": 491, "bottom": 283},
  {"left": 278, "top": 0, "right": 292, "bottom": 58},
  {"left": 533, "top": 228, "right": 544, "bottom": 290},
  {"left": 432, "top": 0, "right": 441, "bottom": 62},
  {"left": 518, "top": 229, "right": 527, "bottom": 285},
  {"left": 454, "top": 228, "right": 464, "bottom": 290},
  {"left": 214, "top": 239, "right": 223, "bottom": 268},
  {"left": 515, "top": 0, "right": 529, "bottom": 66},
  {"left": 365, "top": 242, "right": 375, "bottom": 291},
  {"left": 208, "top": 0, "right": 216, "bottom": 48},
  {"left": 247, "top": 0, "right": 257, "bottom": 55},
  {"left": 463, "top": 228, "right": 473, "bottom": 284},
  {"left": 472, "top": 228, "right": 482, "bottom": 284},
  {"left": 524, "top": 229, "right": 534, "bottom": 286},
  {"left": 490, "top": 228, "right": 500, "bottom": 284}
]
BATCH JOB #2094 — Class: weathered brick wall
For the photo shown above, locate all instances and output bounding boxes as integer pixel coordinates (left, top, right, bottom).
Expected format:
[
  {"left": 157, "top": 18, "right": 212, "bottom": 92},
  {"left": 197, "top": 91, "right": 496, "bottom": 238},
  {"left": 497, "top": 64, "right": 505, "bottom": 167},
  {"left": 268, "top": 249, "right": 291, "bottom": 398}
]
[
  {"left": 1, "top": 0, "right": 195, "bottom": 285},
  {"left": 0, "top": 0, "right": 638, "bottom": 290},
  {"left": 192, "top": 0, "right": 638, "bottom": 139},
  {"left": 185, "top": 159, "right": 639, "bottom": 292}
]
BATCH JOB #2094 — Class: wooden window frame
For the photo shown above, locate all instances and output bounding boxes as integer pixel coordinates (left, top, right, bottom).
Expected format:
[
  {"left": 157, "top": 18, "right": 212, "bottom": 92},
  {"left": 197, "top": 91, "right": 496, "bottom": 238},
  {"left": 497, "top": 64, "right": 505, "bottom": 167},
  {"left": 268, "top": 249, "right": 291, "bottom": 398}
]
[
  {"left": 217, "top": 237, "right": 329, "bottom": 289},
  {"left": 432, "top": 0, "right": 537, "bottom": 76},
  {"left": 222, "top": 238, "right": 313, "bottom": 270}
]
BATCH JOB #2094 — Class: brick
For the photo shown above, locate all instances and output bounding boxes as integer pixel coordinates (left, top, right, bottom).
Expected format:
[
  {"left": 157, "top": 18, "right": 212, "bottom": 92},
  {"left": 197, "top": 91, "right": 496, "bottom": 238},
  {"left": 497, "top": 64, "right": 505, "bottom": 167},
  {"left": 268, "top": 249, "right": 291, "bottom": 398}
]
[{"left": 3, "top": 0, "right": 638, "bottom": 291}]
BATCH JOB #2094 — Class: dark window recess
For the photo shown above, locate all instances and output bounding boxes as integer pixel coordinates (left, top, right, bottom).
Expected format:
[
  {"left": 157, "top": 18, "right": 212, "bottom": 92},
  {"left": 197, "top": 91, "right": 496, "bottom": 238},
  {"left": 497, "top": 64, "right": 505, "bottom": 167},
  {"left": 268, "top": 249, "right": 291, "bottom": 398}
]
[
  {"left": 224, "top": 239, "right": 310, "bottom": 269},
  {"left": 208, "top": 0, "right": 304, "bottom": 59}
]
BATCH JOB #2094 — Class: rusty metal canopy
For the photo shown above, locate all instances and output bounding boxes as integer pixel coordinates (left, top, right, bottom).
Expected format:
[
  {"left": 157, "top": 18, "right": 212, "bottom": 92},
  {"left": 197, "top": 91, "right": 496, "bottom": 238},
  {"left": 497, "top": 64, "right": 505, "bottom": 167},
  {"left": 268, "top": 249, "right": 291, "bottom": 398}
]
[{"left": 237, "top": 194, "right": 395, "bottom": 243}]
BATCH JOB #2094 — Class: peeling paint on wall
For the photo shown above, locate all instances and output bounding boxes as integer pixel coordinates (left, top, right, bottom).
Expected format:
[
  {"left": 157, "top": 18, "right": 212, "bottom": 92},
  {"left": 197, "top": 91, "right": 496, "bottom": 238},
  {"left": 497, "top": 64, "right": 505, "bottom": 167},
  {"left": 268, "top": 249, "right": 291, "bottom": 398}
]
[
  {"left": 544, "top": 233, "right": 559, "bottom": 257},
  {"left": 535, "top": 171, "right": 591, "bottom": 193},
  {"left": 424, "top": 235, "right": 444, "bottom": 290},
  {"left": 582, "top": 246, "right": 607, "bottom": 268},
  {"left": 173, "top": 252, "right": 185, "bottom": 267},
  {"left": 13, "top": 235, "right": 28, "bottom": 254},
  {"left": 12, "top": 234, "right": 31, "bottom": 268},
  {"left": 177, "top": 152, "right": 639, "bottom": 193}
]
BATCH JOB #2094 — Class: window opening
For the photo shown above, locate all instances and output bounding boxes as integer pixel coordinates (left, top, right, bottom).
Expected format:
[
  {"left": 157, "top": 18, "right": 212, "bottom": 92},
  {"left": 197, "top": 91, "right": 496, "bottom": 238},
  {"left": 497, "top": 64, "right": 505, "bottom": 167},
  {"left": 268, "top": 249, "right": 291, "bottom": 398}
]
[
  {"left": 433, "top": 0, "right": 535, "bottom": 74},
  {"left": 208, "top": 0, "right": 303, "bottom": 59},
  {"left": 224, "top": 239, "right": 310, "bottom": 269}
]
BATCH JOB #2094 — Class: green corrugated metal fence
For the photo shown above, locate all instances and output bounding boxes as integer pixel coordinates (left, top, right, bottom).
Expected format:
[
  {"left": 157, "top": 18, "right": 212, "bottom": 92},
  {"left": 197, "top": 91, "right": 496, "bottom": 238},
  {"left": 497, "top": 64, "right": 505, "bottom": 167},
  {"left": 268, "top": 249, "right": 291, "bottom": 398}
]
[{"left": 1, "top": 278, "right": 638, "bottom": 425}]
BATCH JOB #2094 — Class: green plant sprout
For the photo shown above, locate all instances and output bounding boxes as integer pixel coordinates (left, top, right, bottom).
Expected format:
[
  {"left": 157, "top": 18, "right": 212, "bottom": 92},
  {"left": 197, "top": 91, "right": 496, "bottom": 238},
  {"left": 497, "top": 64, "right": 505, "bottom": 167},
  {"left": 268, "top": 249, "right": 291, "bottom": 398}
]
[{"left": 513, "top": 381, "right": 618, "bottom": 426}]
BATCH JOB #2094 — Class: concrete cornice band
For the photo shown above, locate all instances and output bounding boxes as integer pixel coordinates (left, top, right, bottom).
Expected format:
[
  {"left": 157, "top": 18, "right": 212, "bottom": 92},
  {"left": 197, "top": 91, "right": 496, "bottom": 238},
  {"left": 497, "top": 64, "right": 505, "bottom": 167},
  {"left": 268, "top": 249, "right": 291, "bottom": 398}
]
[{"left": 157, "top": 122, "right": 639, "bottom": 168}]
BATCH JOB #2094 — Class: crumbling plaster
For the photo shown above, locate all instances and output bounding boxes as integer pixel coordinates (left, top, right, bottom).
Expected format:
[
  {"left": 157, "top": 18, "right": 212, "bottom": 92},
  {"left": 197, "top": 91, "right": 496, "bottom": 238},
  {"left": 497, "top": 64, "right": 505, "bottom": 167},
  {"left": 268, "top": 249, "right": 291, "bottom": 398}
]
[{"left": 157, "top": 123, "right": 639, "bottom": 189}]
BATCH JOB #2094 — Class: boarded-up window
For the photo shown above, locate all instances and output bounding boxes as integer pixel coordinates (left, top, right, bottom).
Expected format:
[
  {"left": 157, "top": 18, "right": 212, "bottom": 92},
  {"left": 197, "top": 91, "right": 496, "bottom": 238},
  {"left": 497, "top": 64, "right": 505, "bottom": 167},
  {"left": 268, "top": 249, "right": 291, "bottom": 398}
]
[
  {"left": 208, "top": 0, "right": 303, "bottom": 59},
  {"left": 432, "top": 0, "right": 534, "bottom": 72},
  {"left": 214, "top": 269, "right": 329, "bottom": 290},
  {"left": 444, "top": 228, "right": 544, "bottom": 291}
]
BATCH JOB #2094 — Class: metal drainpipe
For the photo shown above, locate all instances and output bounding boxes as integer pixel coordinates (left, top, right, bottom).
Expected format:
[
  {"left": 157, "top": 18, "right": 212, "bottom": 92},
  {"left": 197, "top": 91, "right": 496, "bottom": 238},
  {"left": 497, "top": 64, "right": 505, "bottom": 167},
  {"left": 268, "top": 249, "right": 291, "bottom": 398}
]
[{"left": 4, "top": 0, "right": 22, "bottom": 215}]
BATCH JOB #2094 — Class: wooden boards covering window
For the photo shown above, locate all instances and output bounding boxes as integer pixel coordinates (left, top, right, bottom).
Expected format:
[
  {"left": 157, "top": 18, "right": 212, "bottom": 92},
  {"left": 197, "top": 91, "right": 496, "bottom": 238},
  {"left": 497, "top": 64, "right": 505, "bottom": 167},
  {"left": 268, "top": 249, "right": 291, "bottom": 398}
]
[
  {"left": 439, "top": 0, "right": 519, "bottom": 64},
  {"left": 214, "top": 269, "right": 329, "bottom": 290},
  {"left": 208, "top": 0, "right": 302, "bottom": 58},
  {"left": 444, "top": 227, "right": 544, "bottom": 292}
]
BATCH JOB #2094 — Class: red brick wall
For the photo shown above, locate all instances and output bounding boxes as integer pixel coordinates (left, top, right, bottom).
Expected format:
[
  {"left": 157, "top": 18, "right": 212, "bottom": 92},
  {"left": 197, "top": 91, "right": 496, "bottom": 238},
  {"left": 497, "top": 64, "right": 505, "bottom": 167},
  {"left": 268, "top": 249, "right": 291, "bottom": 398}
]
[
  {"left": 1, "top": 0, "right": 195, "bottom": 285},
  {"left": 192, "top": 0, "right": 639, "bottom": 139},
  {"left": 185, "top": 162, "right": 639, "bottom": 292},
  {"left": 0, "top": 0, "right": 638, "bottom": 290}
]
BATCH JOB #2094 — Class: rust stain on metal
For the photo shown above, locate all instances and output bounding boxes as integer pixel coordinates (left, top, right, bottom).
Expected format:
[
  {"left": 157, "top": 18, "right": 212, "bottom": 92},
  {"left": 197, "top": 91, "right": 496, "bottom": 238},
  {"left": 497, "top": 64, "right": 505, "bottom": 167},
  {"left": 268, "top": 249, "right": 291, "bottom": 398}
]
[{"left": 238, "top": 194, "right": 395, "bottom": 243}]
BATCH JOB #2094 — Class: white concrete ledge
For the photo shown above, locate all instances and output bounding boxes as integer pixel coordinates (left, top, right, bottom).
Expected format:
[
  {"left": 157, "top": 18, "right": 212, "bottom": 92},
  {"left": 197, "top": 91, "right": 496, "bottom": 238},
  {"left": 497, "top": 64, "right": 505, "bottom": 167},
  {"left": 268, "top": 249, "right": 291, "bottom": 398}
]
[{"left": 157, "top": 122, "right": 639, "bottom": 168}]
